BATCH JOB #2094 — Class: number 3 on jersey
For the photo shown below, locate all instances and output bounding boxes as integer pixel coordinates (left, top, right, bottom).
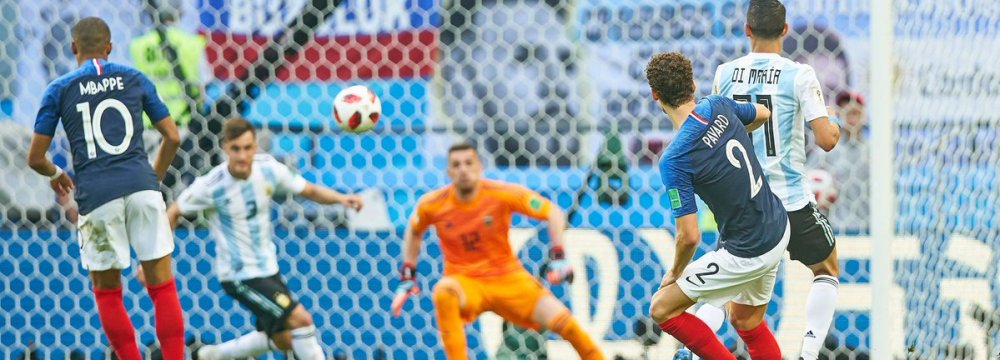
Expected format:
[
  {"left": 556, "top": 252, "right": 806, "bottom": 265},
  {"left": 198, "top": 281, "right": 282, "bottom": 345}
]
[
  {"left": 76, "top": 99, "right": 134, "bottom": 159},
  {"left": 732, "top": 94, "right": 775, "bottom": 157}
]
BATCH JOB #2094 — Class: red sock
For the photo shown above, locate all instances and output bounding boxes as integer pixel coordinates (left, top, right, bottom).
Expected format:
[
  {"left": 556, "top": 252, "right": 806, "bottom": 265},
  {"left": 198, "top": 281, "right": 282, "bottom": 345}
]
[
  {"left": 148, "top": 278, "right": 186, "bottom": 360},
  {"left": 736, "top": 321, "right": 781, "bottom": 360},
  {"left": 659, "top": 313, "right": 735, "bottom": 360},
  {"left": 93, "top": 287, "right": 141, "bottom": 360}
]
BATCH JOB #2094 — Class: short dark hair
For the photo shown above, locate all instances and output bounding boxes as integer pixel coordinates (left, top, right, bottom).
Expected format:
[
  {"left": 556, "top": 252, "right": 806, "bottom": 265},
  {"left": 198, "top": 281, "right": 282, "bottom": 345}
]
[
  {"left": 222, "top": 117, "right": 256, "bottom": 143},
  {"left": 447, "top": 142, "right": 478, "bottom": 156},
  {"left": 72, "top": 17, "right": 112, "bottom": 55},
  {"left": 645, "top": 52, "right": 695, "bottom": 108},
  {"left": 747, "top": 0, "right": 786, "bottom": 39}
]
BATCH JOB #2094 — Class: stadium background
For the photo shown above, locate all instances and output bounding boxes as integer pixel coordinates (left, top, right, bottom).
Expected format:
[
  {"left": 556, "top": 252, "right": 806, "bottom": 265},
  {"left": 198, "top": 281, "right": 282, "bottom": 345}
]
[{"left": 0, "top": 0, "right": 997, "bottom": 359}]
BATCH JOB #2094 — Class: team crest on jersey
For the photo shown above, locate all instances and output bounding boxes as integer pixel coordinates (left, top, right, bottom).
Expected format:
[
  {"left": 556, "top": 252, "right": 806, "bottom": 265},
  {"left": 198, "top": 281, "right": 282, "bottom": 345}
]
[
  {"left": 275, "top": 293, "right": 291, "bottom": 308},
  {"left": 265, "top": 185, "right": 274, "bottom": 196},
  {"left": 483, "top": 215, "right": 493, "bottom": 226}
]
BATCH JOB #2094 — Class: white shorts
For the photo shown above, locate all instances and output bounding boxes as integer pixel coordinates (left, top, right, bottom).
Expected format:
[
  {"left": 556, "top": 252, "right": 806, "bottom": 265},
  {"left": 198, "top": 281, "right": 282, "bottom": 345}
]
[
  {"left": 76, "top": 190, "right": 174, "bottom": 271},
  {"left": 677, "top": 221, "right": 791, "bottom": 307}
]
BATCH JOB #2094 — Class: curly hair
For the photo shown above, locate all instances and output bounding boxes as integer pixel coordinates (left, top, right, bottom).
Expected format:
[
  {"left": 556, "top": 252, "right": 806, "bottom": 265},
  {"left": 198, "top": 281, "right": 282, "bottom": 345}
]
[{"left": 645, "top": 52, "right": 695, "bottom": 108}]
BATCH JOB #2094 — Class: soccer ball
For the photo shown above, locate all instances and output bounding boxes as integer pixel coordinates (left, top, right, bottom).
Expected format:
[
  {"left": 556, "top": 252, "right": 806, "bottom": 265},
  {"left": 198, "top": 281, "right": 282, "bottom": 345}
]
[
  {"left": 333, "top": 85, "right": 381, "bottom": 133},
  {"left": 807, "top": 169, "right": 839, "bottom": 209}
]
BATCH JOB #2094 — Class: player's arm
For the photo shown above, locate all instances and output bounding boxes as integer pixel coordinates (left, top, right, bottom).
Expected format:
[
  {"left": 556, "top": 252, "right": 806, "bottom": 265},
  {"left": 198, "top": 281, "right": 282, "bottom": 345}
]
[
  {"left": 298, "top": 182, "right": 363, "bottom": 211},
  {"left": 170, "top": 178, "right": 213, "bottom": 229},
  {"left": 810, "top": 106, "right": 841, "bottom": 152},
  {"left": 545, "top": 205, "right": 567, "bottom": 251},
  {"left": 166, "top": 203, "right": 182, "bottom": 230},
  {"left": 140, "top": 72, "right": 180, "bottom": 180},
  {"left": 727, "top": 97, "right": 772, "bottom": 132},
  {"left": 151, "top": 116, "right": 181, "bottom": 181},
  {"left": 27, "top": 134, "right": 74, "bottom": 196},
  {"left": 744, "top": 103, "right": 772, "bottom": 132},
  {"left": 28, "top": 84, "right": 74, "bottom": 196},
  {"left": 664, "top": 213, "right": 700, "bottom": 288},
  {"left": 393, "top": 204, "right": 430, "bottom": 316},
  {"left": 659, "top": 160, "right": 699, "bottom": 288},
  {"left": 798, "top": 67, "right": 841, "bottom": 151},
  {"left": 505, "top": 186, "right": 573, "bottom": 284},
  {"left": 541, "top": 204, "right": 574, "bottom": 284}
]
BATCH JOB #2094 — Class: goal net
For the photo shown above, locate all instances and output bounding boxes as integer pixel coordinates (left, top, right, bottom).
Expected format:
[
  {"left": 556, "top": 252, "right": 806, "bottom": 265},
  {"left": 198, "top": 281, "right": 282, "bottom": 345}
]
[{"left": 0, "top": 0, "right": 996, "bottom": 359}]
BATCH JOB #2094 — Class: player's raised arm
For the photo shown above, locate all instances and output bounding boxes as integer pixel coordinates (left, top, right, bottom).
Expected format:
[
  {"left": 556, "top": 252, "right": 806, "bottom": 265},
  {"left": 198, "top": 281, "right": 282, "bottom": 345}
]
[
  {"left": 798, "top": 67, "right": 841, "bottom": 151},
  {"left": 810, "top": 106, "right": 842, "bottom": 151},
  {"left": 297, "top": 183, "right": 364, "bottom": 211}
]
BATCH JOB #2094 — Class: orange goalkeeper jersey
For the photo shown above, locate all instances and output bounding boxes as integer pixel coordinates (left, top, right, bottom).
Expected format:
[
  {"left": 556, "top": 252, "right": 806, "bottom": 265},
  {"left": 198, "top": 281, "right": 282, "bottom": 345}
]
[{"left": 410, "top": 179, "right": 553, "bottom": 277}]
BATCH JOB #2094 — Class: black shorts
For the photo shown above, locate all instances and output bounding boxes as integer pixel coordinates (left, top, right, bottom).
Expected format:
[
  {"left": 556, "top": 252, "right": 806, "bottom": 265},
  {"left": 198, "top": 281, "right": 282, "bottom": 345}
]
[
  {"left": 786, "top": 203, "right": 837, "bottom": 266},
  {"left": 221, "top": 274, "right": 299, "bottom": 335}
]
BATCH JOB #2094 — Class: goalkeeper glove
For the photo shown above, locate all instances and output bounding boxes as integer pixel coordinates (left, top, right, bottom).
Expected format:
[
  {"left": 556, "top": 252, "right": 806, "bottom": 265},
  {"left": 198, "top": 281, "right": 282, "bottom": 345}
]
[
  {"left": 391, "top": 261, "right": 420, "bottom": 317},
  {"left": 541, "top": 245, "right": 573, "bottom": 285}
]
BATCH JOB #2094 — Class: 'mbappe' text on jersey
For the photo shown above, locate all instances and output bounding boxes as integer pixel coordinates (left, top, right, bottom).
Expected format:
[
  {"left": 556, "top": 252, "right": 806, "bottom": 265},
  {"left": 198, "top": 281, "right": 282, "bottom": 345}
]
[{"left": 79, "top": 77, "right": 126, "bottom": 96}]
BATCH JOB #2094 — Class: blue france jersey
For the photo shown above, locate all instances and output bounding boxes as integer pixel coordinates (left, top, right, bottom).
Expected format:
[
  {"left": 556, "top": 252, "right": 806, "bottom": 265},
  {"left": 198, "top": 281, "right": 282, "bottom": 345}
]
[
  {"left": 659, "top": 95, "right": 788, "bottom": 258},
  {"left": 34, "top": 59, "right": 171, "bottom": 214},
  {"left": 713, "top": 53, "right": 829, "bottom": 211}
]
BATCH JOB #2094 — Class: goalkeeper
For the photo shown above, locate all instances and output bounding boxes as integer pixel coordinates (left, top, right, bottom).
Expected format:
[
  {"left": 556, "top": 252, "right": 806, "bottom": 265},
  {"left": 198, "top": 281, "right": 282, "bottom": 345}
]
[{"left": 393, "top": 143, "right": 604, "bottom": 360}]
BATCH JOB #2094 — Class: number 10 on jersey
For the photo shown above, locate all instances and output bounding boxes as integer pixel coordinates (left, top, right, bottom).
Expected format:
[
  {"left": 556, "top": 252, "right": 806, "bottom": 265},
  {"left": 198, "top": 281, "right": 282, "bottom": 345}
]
[
  {"left": 733, "top": 94, "right": 775, "bottom": 157},
  {"left": 76, "top": 99, "right": 134, "bottom": 159}
]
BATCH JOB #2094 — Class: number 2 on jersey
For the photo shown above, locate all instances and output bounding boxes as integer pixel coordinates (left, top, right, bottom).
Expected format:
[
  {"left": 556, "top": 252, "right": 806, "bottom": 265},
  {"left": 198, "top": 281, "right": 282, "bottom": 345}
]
[
  {"left": 76, "top": 99, "right": 134, "bottom": 159},
  {"left": 732, "top": 94, "right": 775, "bottom": 157},
  {"left": 726, "top": 139, "right": 763, "bottom": 198}
]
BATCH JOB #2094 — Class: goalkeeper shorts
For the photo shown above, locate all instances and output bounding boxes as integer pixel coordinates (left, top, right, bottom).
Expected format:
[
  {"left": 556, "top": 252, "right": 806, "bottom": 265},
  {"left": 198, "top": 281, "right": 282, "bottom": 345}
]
[{"left": 447, "top": 270, "right": 552, "bottom": 331}]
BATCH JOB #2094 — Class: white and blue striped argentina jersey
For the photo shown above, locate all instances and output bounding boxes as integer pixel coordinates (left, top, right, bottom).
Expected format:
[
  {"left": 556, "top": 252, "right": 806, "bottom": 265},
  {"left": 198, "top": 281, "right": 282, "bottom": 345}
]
[
  {"left": 176, "top": 154, "right": 307, "bottom": 281},
  {"left": 713, "top": 53, "right": 829, "bottom": 211}
]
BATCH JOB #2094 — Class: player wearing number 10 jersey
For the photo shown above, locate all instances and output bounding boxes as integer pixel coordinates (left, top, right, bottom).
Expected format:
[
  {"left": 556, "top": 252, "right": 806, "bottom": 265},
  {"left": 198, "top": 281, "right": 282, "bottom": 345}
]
[
  {"left": 646, "top": 52, "right": 789, "bottom": 359},
  {"left": 710, "top": 1, "right": 843, "bottom": 358},
  {"left": 27, "top": 17, "right": 185, "bottom": 360}
]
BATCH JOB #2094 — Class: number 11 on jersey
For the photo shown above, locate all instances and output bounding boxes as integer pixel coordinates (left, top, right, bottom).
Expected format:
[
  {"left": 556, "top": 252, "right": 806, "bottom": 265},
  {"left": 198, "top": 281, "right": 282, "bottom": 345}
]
[{"left": 733, "top": 94, "right": 775, "bottom": 157}]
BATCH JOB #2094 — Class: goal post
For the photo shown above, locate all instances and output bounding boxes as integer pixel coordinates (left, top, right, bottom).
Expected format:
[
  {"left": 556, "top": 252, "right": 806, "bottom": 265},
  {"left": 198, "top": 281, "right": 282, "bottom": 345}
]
[{"left": 868, "top": 0, "right": 895, "bottom": 357}]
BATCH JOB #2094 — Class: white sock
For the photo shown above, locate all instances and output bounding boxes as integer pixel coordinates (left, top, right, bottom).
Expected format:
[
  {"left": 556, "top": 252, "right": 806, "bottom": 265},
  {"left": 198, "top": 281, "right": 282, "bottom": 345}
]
[
  {"left": 800, "top": 275, "right": 839, "bottom": 360},
  {"left": 691, "top": 304, "right": 727, "bottom": 360},
  {"left": 291, "top": 325, "right": 325, "bottom": 360},
  {"left": 201, "top": 331, "right": 270, "bottom": 360},
  {"left": 695, "top": 303, "right": 727, "bottom": 333}
]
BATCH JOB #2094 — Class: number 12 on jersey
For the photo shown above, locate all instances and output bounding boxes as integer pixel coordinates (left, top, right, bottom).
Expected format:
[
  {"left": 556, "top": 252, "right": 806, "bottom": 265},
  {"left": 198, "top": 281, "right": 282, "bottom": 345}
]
[{"left": 733, "top": 94, "right": 775, "bottom": 157}]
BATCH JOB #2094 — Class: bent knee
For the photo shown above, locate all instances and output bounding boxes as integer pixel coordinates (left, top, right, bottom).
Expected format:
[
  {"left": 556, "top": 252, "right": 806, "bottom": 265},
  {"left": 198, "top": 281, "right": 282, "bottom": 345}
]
[
  {"left": 728, "top": 316, "right": 763, "bottom": 332},
  {"left": 810, "top": 256, "right": 840, "bottom": 277},
  {"left": 648, "top": 293, "right": 680, "bottom": 323},
  {"left": 432, "top": 277, "right": 464, "bottom": 305}
]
